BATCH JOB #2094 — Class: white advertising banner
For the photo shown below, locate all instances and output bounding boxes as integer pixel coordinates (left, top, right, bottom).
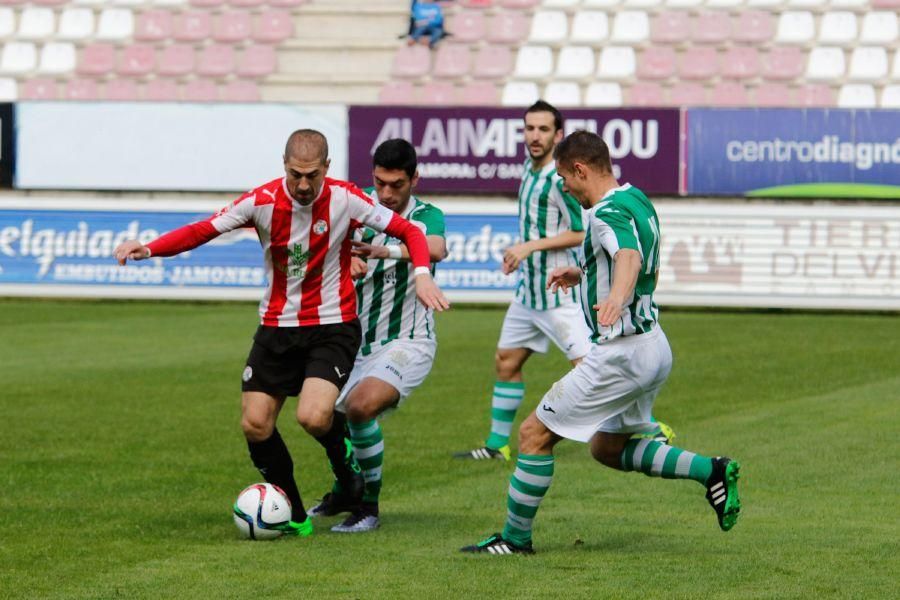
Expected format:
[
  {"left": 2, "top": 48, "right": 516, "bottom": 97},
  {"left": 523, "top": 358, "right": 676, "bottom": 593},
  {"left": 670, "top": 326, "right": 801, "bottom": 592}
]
[
  {"left": 0, "top": 198, "right": 897, "bottom": 310},
  {"left": 15, "top": 103, "right": 348, "bottom": 191}
]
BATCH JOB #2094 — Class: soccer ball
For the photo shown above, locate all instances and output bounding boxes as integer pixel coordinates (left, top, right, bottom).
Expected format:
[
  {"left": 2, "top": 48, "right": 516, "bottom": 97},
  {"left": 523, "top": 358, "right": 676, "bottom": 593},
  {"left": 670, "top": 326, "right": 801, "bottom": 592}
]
[{"left": 232, "top": 483, "right": 292, "bottom": 540}]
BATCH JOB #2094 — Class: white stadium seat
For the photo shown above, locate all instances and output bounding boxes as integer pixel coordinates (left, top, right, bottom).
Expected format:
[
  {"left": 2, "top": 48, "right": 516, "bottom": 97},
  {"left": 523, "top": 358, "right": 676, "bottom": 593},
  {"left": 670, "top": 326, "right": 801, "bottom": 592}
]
[
  {"left": 806, "top": 46, "right": 846, "bottom": 80},
  {"left": 623, "top": 0, "right": 662, "bottom": 7},
  {"left": 584, "top": 82, "right": 623, "bottom": 106},
  {"left": 819, "top": 12, "right": 857, "bottom": 44},
  {"left": 544, "top": 81, "right": 581, "bottom": 106},
  {"left": 18, "top": 8, "right": 55, "bottom": 40},
  {"left": 501, "top": 81, "right": 540, "bottom": 106},
  {"left": 529, "top": 11, "right": 568, "bottom": 43},
  {"left": 0, "top": 42, "right": 37, "bottom": 74},
  {"left": 848, "top": 47, "right": 888, "bottom": 80},
  {"left": 38, "top": 42, "right": 76, "bottom": 74},
  {"left": 570, "top": 11, "right": 609, "bottom": 43},
  {"left": 58, "top": 8, "right": 96, "bottom": 40},
  {"left": 611, "top": 11, "right": 650, "bottom": 43},
  {"left": 0, "top": 77, "right": 17, "bottom": 100},
  {"left": 556, "top": 46, "right": 595, "bottom": 78},
  {"left": 776, "top": 11, "right": 815, "bottom": 44},
  {"left": 829, "top": 0, "right": 866, "bottom": 8},
  {"left": 0, "top": 9, "right": 14, "bottom": 38},
  {"left": 583, "top": 0, "right": 623, "bottom": 7},
  {"left": 666, "top": 0, "right": 703, "bottom": 7},
  {"left": 597, "top": 46, "right": 636, "bottom": 78},
  {"left": 893, "top": 49, "right": 900, "bottom": 79},
  {"left": 787, "top": 0, "right": 826, "bottom": 8},
  {"left": 706, "top": 0, "right": 744, "bottom": 7},
  {"left": 543, "top": 0, "right": 579, "bottom": 6},
  {"left": 881, "top": 85, "right": 900, "bottom": 108},
  {"left": 96, "top": 9, "right": 135, "bottom": 40},
  {"left": 837, "top": 83, "right": 876, "bottom": 107},
  {"left": 514, "top": 45, "right": 554, "bottom": 78},
  {"left": 860, "top": 12, "right": 898, "bottom": 44}
]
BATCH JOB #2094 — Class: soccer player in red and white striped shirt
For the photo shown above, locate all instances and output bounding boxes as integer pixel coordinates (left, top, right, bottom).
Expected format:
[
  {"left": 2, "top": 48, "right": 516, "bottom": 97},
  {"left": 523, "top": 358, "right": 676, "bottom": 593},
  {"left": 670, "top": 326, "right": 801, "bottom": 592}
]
[{"left": 114, "top": 129, "right": 449, "bottom": 537}]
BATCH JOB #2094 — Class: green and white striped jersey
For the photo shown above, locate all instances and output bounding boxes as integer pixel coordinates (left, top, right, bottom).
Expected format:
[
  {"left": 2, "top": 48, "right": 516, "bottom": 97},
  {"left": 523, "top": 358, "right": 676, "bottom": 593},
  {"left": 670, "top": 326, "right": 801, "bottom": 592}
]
[
  {"left": 579, "top": 183, "right": 661, "bottom": 344},
  {"left": 354, "top": 191, "right": 446, "bottom": 356},
  {"left": 514, "top": 160, "right": 585, "bottom": 311}
]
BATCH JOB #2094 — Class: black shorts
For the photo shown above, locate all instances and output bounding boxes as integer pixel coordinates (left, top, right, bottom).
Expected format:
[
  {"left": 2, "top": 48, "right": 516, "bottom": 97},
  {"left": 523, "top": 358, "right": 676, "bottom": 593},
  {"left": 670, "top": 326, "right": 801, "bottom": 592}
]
[{"left": 241, "top": 320, "right": 362, "bottom": 398}]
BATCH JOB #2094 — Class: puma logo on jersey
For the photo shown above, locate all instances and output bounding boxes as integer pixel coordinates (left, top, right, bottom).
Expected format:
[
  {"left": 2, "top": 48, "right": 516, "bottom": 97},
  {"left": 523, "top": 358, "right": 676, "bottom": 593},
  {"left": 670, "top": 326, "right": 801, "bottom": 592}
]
[{"left": 262, "top": 189, "right": 277, "bottom": 200}]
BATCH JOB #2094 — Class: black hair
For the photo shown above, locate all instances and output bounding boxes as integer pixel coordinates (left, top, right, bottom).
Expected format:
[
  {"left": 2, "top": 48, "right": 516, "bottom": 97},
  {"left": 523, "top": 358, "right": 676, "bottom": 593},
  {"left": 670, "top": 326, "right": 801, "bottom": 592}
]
[
  {"left": 373, "top": 138, "right": 418, "bottom": 179},
  {"left": 525, "top": 100, "right": 564, "bottom": 132}
]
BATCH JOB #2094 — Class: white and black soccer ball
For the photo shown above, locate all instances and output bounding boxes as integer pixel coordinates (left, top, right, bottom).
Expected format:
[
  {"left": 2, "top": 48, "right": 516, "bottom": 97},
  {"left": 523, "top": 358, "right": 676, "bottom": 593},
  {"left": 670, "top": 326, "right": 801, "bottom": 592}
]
[{"left": 232, "top": 483, "right": 292, "bottom": 540}]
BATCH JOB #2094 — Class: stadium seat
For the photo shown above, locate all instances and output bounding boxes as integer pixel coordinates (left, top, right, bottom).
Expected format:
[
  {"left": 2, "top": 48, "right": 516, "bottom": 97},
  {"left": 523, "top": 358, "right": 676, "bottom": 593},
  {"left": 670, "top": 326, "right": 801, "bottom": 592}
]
[
  {"left": 624, "top": 0, "right": 661, "bottom": 7},
  {"left": 230, "top": 0, "right": 264, "bottom": 7},
  {"left": 420, "top": 81, "right": 457, "bottom": 105},
  {"left": 710, "top": 81, "right": 748, "bottom": 106},
  {"left": 64, "top": 78, "right": 100, "bottom": 100},
  {"left": 0, "top": 9, "right": 13, "bottom": 38},
  {"left": 21, "top": 78, "right": 56, "bottom": 99},
  {"left": 191, "top": 0, "right": 224, "bottom": 7},
  {"left": 0, "top": 77, "right": 16, "bottom": 100},
  {"left": 113, "top": 0, "right": 149, "bottom": 6},
  {"left": 118, "top": 44, "right": 155, "bottom": 76},
  {"left": 174, "top": 11, "right": 212, "bottom": 42},
  {"left": 871, "top": 0, "right": 900, "bottom": 6},
  {"left": 514, "top": 45, "right": 553, "bottom": 78},
  {"left": 819, "top": 12, "right": 858, "bottom": 44},
  {"left": 626, "top": 81, "right": 663, "bottom": 106},
  {"left": 487, "top": 12, "right": 529, "bottom": 44},
  {"left": 253, "top": 10, "right": 293, "bottom": 43},
  {"left": 721, "top": 47, "right": 760, "bottom": 79},
  {"left": 378, "top": 80, "right": 415, "bottom": 104},
  {"left": 806, "top": 46, "right": 845, "bottom": 80},
  {"left": 637, "top": 46, "right": 676, "bottom": 79},
  {"left": 33, "top": 0, "right": 68, "bottom": 6},
  {"left": 787, "top": 0, "right": 826, "bottom": 7},
  {"left": 501, "top": 80, "right": 539, "bottom": 105},
  {"left": 585, "top": 81, "right": 623, "bottom": 106},
  {"left": 236, "top": 44, "right": 275, "bottom": 77},
  {"left": 597, "top": 46, "right": 635, "bottom": 79},
  {"left": 447, "top": 11, "right": 486, "bottom": 43},
  {"left": 221, "top": 80, "right": 261, "bottom": 102},
  {"left": 859, "top": 12, "right": 898, "bottom": 44},
  {"left": 893, "top": 49, "right": 900, "bottom": 78},
  {"left": 795, "top": 83, "right": 835, "bottom": 106},
  {"left": 73, "top": 0, "right": 108, "bottom": 5},
  {"left": 775, "top": 12, "right": 815, "bottom": 44},
  {"left": 143, "top": 78, "right": 180, "bottom": 101},
  {"left": 544, "top": 81, "right": 581, "bottom": 106},
  {"left": 611, "top": 11, "right": 650, "bottom": 43},
  {"left": 732, "top": 11, "right": 775, "bottom": 44},
  {"left": 77, "top": 43, "right": 115, "bottom": 75},
  {"left": 651, "top": 12, "right": 689, "bottom": 44},
  {"left": 96, "top": 9, "right": 135, "bottom": 40},
  {"left": 183, "top": 78, "right": 218, "bottom": 101},
  {"left": 57, "top": 8, "right": 95, "bottom": 40},
  {"left": 706, "top": 0, "right": 742, "bottom": 7},
  {"left": 691, "top": 11, "right": 731, "bottom": 45},
  {"left": 390, "top": 44, "right": 431, "bottom": 79},
  {"left": 529, "top": 11, "right": 568, "bottom": 43},
  {"left": 459, "top": 0, "right": 494, "bottom": 7},
  {"left": 500, "top": 0, "right": 540, "bottom": 7},
  {"left": 556, "top": 46, "right": 595, "bottom": 79},
  {"left": 570, "top": 11, "right": 609, "bottom": 44},
  {"left": 584, "top": 0, "right": 622, "bottom": 6},
  {"left": 832, "top": 0, "right": 867, "bottom": 7},
  {"left": 848, "top": 47, "right": 888, "bottom": 80},
  {"left": 754, "top": 83, "right": 792, "bottom": 106},
  {"left": 472, "top": 45, "right": 513, "bottom": 78},
  {"left": 837, "top": 83, "right": 876, "bottom": 107},
  {"left": 104, "top": 78, "right": 139, "bottom": 100},
  {"left": 880, "top": 84, "right": 900, "bottom": 108},
  {"left": 746, "top": 0, "right": 783, "bottom": 7},
  {"left": 665, "top": 0, "right": 702, "bottom": 7},
  {"left": 679, "top": 47, "right": 718, "bottom": 80},
  {"left": 268, "top": 0, "right": 307, "bottom": 7},
  {"left": 38, "top": 42, "right": 76, "bottom": 74},
  {"left": 433, "top": 44, "right": 471, "bottom": 79},
  {"left": 134, "top": 10, "right": 172, "bottom": 41},
  {"left": 17, "top": 8, "right": 55, "bottom": 40},
  {"left": 668, "top": 82, "right": 706, "bottom": 105},
  {"left": 458, "top": 80, "right": 499, "bottom": 105},
  {"left": 157, "top": 44, "right": 194, "bottom": 76},
  {"left": 762, "top": 47, "right": 805, "bottom": 79},
  {"left": 213, "top": 11, "right": 252, "bottom": 43},
  {"left": 197, "top": 44, "right": 234, "bottom": 77},
  {"left": 543, "top": 0, "right": 580, "bottom": 6},
  {"left": 0, "top": 42, "right": 36, "bottom": 74}
]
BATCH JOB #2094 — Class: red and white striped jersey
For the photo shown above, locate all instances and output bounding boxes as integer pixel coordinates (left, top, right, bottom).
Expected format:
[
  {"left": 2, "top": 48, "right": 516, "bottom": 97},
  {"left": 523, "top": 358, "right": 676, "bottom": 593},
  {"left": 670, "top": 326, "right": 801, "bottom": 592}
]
[{"left": 147, "top": 177, "right": 426, "bottom": 327}]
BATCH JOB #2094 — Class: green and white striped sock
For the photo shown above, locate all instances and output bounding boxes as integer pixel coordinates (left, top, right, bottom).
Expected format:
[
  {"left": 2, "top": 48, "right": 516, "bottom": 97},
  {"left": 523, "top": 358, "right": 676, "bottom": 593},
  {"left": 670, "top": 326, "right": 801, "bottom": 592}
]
[
  {"left": 485, "top": 381, "right": 525, "bottom": 450},
  {"left": 502, "top": 454, "right": 554, "bottom": 547},
  {"left": 620, "top": 439, "right": 713, "bottom": 484},
  {"left": 348, "top": 419, "right": 384, "bottom": 504}
]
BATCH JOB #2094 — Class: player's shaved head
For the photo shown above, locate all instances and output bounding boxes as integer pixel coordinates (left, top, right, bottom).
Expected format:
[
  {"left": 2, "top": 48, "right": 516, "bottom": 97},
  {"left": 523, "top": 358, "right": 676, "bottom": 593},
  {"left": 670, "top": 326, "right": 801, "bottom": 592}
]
[
  {"left": 284, "top": 129, "right": 329, "bottom": 165},
  {"left": 554, "top": 130, "right": 612, "bottom": 175}
]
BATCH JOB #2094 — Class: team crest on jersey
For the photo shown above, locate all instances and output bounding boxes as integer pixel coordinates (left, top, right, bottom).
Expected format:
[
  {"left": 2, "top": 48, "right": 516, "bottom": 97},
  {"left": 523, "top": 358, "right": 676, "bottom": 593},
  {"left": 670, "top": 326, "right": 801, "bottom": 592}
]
[
  {"left": 242, "top": 366, "right": 253, "bottom": 382},
  {"left": 313, "top": 219, "right": 328, "bottom": 235}
]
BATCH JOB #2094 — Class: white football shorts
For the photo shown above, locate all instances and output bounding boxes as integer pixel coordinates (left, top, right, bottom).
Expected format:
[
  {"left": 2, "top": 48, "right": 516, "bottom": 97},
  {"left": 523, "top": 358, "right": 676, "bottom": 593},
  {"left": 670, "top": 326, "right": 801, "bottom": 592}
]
[
  {"left": 497, "top": 300, "right": 592, "bottom": 361},
  {"left": 535, "top": 326, "right": 673, "bottom": 442},
  {"left": 335, "top": 338, "right": 437, "bottom": 412}
]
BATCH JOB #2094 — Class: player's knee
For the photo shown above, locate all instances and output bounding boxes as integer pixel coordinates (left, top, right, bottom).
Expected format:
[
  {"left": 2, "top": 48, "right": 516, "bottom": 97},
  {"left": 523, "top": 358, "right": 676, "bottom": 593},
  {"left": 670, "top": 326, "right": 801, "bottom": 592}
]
[
  {"left": 495, "top": 351, "right": 520, "bottom": 380},
  {"left": 346, "top": 399, "right": 375, "bottom": 423},
  {"left": 590, "top": 438, "right": 623, "bottom": 469},
  {"left": 296, "top": 406, "right": 331, "bottom": 437},
  {"left": 518, "top": 417, "right": 550, "bottom": 455},
  {"left": 241, "top": 414, "right": 274, "bottom": 442}
]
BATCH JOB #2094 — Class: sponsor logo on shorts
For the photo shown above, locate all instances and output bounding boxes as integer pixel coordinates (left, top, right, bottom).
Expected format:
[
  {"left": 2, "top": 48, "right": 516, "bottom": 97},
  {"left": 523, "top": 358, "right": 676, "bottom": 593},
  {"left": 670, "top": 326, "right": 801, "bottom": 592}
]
[
  {"left": 242, "top": 366, "right": 253, "bottom": 382},
  {"left": 313, "top": 219, "right": 328, "bottom": 235}
]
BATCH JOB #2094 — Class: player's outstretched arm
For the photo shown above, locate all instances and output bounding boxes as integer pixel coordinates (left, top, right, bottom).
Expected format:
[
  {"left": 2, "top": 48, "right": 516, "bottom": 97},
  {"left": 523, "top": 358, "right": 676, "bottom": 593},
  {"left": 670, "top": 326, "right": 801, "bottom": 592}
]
[
  {"left": 547, "top": 266, "right": 583, "bottom": 293},
  {"left": 114, "top": 240, "right": 151, "bottom": 265},
  {"left": 593, "top": 249, "right": 641, "bottom": 327},
  {"left": 502, "top": 230, "right": 585, "bottom": 274}
]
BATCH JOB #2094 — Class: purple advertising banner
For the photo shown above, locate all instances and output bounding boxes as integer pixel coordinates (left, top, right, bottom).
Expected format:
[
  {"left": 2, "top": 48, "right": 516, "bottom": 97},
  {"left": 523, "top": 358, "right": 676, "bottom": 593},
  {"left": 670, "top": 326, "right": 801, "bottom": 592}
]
[{"left": 348, "top": 107, "right": 681, "bottom": 195}]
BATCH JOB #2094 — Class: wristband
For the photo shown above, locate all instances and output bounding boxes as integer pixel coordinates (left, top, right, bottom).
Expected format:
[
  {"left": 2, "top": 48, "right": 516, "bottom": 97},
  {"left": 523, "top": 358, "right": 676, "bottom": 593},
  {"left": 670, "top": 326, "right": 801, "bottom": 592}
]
[
  {"left": 414, "top": 266, "right": 431, "bottom": 277},
  {"left": 387, "top": 245, "right": 402, "bottom": 259},
  {"left": 145, "top": 247, "right": 152, "bottom": 258}
]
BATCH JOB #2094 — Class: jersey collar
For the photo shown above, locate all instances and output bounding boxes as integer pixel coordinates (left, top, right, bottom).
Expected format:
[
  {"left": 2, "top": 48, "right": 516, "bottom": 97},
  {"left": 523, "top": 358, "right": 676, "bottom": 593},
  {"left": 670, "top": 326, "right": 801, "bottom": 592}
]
[{"left": 600, "top": 182, "right": 632, "bottom": 201}]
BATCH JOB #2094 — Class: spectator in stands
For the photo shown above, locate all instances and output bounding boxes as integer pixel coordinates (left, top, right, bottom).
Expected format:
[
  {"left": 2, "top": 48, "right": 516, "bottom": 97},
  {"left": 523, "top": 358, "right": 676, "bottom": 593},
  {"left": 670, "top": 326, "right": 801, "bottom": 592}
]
[{"left": 408, "top": 0, "right": 446, "bottom": 49}]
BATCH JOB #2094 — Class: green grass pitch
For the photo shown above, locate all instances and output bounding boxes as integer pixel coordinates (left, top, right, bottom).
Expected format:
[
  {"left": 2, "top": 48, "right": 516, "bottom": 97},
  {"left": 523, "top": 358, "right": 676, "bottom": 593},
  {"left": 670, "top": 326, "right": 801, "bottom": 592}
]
[{"left": 1, "top": 299, "right": 898, "bottom": 599}]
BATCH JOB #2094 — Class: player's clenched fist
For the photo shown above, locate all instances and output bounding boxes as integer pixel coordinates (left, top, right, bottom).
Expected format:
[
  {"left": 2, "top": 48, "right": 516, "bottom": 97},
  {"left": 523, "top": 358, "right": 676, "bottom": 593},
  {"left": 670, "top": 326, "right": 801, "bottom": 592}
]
[
  {"left": 114, "top": 240, "right": 150, "bottom": 265},
  {"left": 547, "top": 266, "right": 583, "bottom": 293},
  {"left": 414, "top": 273, "right": 450, "bottom": 312},
  {"left": 350, "top": 256, "right": 368, "bottom": 280}
]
